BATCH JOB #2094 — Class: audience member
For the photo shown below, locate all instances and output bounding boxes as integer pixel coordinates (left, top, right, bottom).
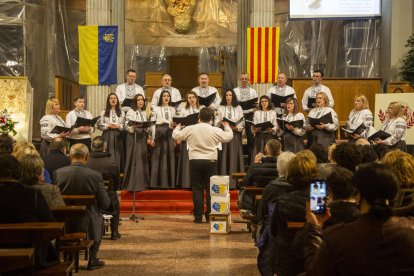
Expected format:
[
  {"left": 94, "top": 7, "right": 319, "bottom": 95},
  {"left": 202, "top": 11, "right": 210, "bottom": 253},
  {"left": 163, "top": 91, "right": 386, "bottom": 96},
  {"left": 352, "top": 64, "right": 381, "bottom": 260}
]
[
  {"left": 309, "top": 142, "right": 328, "bottom": 163},
  {"left": 331, "top": 142, "right": 363, "bottom": 172},
  {"left": 374, "top": 143, "right": 390, "bottom": 160},
  {"left": 258, "top": 152, "right": 318, "bottom": 276},
  {"left": 358, "top": 145, "right": 378, "bottom": 164},
  {"left": 355, "top": 138, "right": 370, "bottom": 146},
  {"left": 86, "top": 137, "right": 121, "bottom": 240},
  {"left": 43, "top": 137, "right": 71, "bottom": 182},
  {"left": 303, "top": 163, "right": 414, "bottom": 275},
  {"left": 0, "top": 154, "right": 59, "bottom": 269},
  {"left": 15, "top": 148, "right": 65, "bottom": 207},
  {"left": 54, "top": 144, "right": 110, "bottom": 270},
  {"left": 0, "top": 134, "right": 14, "bottom": 154},
  {"left": 290, "top": 167, "right": 360, "bottom": 275}
]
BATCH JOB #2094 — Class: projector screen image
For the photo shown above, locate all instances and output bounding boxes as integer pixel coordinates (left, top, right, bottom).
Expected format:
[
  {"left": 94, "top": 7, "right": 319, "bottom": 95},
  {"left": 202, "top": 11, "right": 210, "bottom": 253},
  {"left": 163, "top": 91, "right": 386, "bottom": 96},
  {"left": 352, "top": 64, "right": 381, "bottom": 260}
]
[{"left": 289, "top": 0, "right": 381, "bottom": 19}]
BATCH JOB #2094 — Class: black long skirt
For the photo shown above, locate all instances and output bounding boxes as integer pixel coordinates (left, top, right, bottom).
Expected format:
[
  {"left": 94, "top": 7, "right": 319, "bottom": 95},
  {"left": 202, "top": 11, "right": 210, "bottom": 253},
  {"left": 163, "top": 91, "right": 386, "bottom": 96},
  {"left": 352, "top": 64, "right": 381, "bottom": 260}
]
[
  {"left": 309, "top": 129, "right": 335, "bottom": 149},
  {"left": 219, "top": 132, "right": 245, "bottom": 189},
  {"left": 123, "top": 129, "right": 149, "bottom": 192},
  {"left": 102, "top": 129, "right": 125, "bottom": 173},
  {"left": 150, "top": 124, "right": 175, "bottom": 189},
  {"left": 282, "top": 132, "right": 305, "bottom": 153},
  {"left": 176, "top": 141, "right": 191, "bottom": 189},
  {"left": 251, "top": 132, "right": 274, "bottom": 163}
]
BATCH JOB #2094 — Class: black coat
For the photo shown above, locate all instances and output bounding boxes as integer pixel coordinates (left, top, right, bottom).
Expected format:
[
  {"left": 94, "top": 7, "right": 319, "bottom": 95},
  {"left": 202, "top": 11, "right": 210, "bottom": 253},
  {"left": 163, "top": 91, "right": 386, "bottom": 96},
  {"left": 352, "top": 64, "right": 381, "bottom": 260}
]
[
  {"left": 43, "top": 150, "right": 71, "bottom": 183},
  {"left": 86, "top": 151, "right": 120, "bottom": 191}
]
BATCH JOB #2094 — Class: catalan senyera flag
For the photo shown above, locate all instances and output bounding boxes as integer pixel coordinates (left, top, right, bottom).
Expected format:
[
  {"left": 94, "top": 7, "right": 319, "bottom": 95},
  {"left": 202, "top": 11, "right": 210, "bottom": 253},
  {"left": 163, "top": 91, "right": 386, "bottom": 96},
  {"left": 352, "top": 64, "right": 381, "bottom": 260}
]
[
  {"left": 79, "top": 26, "right": 118, "bottom": 85},
  {"left": 247, "top": 27, "right": 280, "bottom": 84}
]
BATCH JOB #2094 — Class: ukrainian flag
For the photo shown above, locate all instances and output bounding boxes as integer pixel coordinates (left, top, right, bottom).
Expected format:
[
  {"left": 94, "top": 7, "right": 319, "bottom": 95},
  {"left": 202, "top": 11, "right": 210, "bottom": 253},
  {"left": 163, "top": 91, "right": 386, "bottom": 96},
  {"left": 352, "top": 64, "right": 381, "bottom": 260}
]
[{"left": 79, "top": 26, "right": 118, "bottom": 85}]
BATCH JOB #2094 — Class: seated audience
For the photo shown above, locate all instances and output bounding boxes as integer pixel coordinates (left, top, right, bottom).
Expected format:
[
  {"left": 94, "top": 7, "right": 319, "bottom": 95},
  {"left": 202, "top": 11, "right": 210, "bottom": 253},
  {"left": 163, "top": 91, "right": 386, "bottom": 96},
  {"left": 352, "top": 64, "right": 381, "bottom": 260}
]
[
  {"left": 0, "top": 154, "right": 59, "bottom": 269},
  {"left": 15, "top": 148, "right": 65, "bottom": 207},
  {"left": 257, "top": 151, "right": 318, "bottom": 276},
  {"left": 257, "top": 151, "right": 296, "bottom": 230},
  {"left": 303, "top": 163, "right": 414, "bottom": 275},
  {"left": 86, "top": 136, "right": 121, "bottom": 240},
  {"left": 331, "top": 142, "right": 363, "bottom": 172},
  {"left": 355, "top": 138, "right": 370, "bottom": 146},
  {"left": 290, "top": 166, "right": 360, "bottom": 275},
  {"left": 358, "top": 144, "right": 378, "bottom": 164},
  {"left": 310, "top": 142, "right": 334, "bottom": 179},
  {"left": 54, "top": 144, "right": 110, "bottom": 270},
  {"left": 43, "top": 137, "right": 71, "bottom": 183}
]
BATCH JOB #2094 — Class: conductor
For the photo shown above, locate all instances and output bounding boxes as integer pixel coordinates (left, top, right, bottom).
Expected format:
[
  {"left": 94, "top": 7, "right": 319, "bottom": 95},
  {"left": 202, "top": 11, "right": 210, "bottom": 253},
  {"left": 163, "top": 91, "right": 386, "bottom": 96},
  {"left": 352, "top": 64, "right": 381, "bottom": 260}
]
[{"left": 172, "top": 108, "right": 233, "bottom": 223}]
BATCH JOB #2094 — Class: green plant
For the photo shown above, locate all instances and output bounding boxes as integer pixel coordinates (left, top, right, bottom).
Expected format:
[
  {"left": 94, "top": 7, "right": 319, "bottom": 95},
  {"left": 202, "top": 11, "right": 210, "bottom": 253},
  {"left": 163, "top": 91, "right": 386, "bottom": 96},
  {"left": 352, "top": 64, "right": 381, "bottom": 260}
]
[
  {"left": 400, "top": 34, "right": 414, "bottom": 84},
  {"left": 0, "top": 109, "right": 18, "bottom": 136}
]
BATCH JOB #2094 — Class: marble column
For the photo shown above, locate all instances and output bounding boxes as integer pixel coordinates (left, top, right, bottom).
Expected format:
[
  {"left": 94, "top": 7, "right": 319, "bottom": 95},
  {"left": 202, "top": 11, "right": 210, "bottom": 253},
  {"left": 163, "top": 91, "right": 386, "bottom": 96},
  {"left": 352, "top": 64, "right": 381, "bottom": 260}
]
[
  {"left": 237, "top": 0, "right": 250, "bottom": 78},
  {"left": 112, "top": 0, "right": 125, "bottom": 85},
  {"left": 248, "top": 0, "right": 275, "bottom": 96},
  {"left": 85, "top": 0, "right": 112, "bottom": 117}
]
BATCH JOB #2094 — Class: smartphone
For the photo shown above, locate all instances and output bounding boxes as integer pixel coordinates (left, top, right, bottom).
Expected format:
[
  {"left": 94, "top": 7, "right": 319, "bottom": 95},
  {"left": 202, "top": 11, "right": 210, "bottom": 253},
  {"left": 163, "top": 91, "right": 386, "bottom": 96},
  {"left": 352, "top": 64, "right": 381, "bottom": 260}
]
[{"left": 309, "top": 179, "right": 327, "bottom": 214}]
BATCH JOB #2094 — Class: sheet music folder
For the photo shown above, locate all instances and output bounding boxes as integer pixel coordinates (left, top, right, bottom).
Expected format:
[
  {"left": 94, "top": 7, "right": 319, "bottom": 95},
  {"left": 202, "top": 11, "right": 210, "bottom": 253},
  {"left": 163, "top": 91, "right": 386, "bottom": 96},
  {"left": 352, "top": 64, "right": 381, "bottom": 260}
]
[
  {"left": 50, "top": 125, "right": 72, "bottom": 134},
  {"left": 73, "top": 116, "right": 100, "bottom": 128},
  {"left": 308, "top": 113, "right": 333, "bottom": 126},
  {"left": 276, "top": 119, "right": 304, "bottom": 131},
  {"left": 341, "top": 123, "right": 366, "bottom": 135},
  {"left": 198, "top": 93, "right": 216, "bottom": 107},
  {"left": 172, "top": 113, "right": 199, "bottom": 126},
  {"left": 368, "top": 130, "right": 391, "bottom": 141},
  {"left": 271, "top": 94, "right": 291, "bottom": 108},
  {"left": 239, "top": 98, "right": 258, "bottom": 110}
]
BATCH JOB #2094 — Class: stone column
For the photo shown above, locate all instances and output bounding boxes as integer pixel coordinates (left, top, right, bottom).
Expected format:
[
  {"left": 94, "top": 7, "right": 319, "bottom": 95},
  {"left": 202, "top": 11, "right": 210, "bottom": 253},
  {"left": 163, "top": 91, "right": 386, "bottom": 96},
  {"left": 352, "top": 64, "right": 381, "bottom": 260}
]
[
  {"left": 85, "top": 0, "right": 112, "bottom": 117},
  {"left": 112, "top": 0, "right": 125, "bottom": 85},
  {"left": 237, "top": 0, "right": 250, "bottom": 78},
  {"left": 249, "top": 0, "right": 275, "bottom": 96}
]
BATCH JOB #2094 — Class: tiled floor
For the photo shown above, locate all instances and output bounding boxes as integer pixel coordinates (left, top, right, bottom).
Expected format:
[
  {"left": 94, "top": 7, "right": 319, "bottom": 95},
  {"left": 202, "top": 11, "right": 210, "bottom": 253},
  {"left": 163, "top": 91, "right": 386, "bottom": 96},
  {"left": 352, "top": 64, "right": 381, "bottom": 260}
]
[{"left": 78, "top": 214, "right": 260, "bottom": 275}]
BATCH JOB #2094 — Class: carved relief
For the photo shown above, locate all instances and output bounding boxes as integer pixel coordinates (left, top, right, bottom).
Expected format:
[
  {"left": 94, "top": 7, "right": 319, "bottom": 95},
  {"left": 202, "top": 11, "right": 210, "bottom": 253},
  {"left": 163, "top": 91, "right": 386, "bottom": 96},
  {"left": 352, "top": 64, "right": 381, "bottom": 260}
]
[{"left": 165, "top": 0, "right": 197, "bottom": 34}]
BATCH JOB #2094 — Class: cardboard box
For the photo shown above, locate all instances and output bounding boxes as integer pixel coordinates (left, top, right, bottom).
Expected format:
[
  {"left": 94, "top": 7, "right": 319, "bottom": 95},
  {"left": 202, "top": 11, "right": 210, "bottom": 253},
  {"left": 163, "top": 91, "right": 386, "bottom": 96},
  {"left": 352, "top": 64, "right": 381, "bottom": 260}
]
[
  {"left": 211, "top": 194, "right": 230, "bottom": 215},
  {"left": 210, "top": 214, "right": 231, "bottom": 234},
  {"left": 210, "top": 175, "right": 230, "bottom": 197}
]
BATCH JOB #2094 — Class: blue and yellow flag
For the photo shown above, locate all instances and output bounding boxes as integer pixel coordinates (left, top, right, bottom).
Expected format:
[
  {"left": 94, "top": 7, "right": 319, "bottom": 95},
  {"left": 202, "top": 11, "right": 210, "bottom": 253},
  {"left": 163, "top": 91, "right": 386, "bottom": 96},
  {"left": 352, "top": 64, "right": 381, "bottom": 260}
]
[{"left": 79, "top": 26, "right": 118, "bottom": 85}]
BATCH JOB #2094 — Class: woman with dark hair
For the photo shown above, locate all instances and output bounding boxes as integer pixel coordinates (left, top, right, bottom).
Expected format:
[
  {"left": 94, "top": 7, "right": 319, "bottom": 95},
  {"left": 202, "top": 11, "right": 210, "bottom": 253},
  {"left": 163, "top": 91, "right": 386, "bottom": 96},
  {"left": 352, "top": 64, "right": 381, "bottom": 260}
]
[
  {"left": 251, "top": 95, "right": 277, "bottom": 164},
  {"left": 176, "top": 91, "right": 203, "bottom": 189},
  {"left": 373, "top": 101, "right": 407, "bottom": 151},
  {"left": 276, "top": 97, "right": 306, "bottom": 153},
  {"left": 149, "top": 90, "right": 176, "bottom": 189},
  {"left": 306, "top": 92, "right": 339, "bottom": 149},
  {"left": 123, "top": 94, "right": 150, "bottom": 192},
  {"left": 303, "top": 163, "right": 414, "bottom": 275},
  {"left": 98, "top": 93, "right": 125, "bottom": 172},
  {"left": 215, "top": 89, "right": 245, "bottom": 188}
]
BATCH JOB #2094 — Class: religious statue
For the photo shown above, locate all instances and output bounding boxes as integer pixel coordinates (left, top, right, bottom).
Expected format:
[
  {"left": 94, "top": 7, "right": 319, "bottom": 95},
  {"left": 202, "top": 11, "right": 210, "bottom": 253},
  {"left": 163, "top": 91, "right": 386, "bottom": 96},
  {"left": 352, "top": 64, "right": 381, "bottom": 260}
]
[{"left": 165, "top": 0, "right": 197, "bottom": 34}]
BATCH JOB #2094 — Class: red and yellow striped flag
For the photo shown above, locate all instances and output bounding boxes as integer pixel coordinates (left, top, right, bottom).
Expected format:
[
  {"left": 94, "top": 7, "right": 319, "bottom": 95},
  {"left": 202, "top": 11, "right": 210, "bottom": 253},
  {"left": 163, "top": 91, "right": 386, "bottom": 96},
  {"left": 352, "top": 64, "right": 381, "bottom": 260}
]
[{"left": 247, "top": 27, "right": 280, "bottom": 84}]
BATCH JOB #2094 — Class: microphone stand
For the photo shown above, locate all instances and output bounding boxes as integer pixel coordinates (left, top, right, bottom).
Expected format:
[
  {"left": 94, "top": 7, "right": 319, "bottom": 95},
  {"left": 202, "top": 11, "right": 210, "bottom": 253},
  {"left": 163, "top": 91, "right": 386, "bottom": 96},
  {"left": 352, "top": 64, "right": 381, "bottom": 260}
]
[{"left": 129, "top": 124, "right": 144, "bottom": 222}]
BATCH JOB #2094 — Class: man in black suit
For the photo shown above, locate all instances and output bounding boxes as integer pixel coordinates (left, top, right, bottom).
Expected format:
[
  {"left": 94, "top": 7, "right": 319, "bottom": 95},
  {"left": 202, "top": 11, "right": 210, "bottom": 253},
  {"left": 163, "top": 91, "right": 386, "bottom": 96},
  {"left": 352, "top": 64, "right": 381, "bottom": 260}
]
[
  {"left": 86, "top": 136, "right": 121, "bottom": 240},
  {"left": 53, "top": 143, "right": 110, "bottom": 270},
  {"left": 42, "top": 137, "right": 71, "bottom": 182}
]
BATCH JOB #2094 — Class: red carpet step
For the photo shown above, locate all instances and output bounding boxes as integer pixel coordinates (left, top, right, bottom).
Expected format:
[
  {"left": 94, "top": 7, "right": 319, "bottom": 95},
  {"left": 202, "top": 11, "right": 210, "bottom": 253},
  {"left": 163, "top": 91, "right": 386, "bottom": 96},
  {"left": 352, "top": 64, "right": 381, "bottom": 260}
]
[{"left": 120, "top": 190, "right": 239, "bottom": 214}]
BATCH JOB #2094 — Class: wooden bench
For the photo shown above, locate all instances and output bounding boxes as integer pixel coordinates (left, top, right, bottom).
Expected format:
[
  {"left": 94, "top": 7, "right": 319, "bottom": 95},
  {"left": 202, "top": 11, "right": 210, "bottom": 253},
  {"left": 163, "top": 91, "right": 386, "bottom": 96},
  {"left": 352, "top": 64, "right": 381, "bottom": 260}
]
[
  {"left": 232, "top": 172, "right": 247, "bottom": 190},
  {"left": 0, "top": 248, "right": 34, "bottom": 274},
  {"left": 61, "top": 195, "right": 96, "bottom": 206},
  {"left": 0, "top": 222, "right": 73, "bottom": 275},
  {"left": 50, "top": 205, "right": 93, "bottom": 272}
]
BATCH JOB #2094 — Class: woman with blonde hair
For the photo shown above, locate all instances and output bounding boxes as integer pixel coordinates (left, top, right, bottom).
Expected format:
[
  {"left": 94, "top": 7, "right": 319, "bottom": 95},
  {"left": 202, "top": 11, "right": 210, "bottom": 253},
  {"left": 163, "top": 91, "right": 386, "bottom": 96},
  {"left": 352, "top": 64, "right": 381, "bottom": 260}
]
[
  {"left": 373, "top": 101, "right": 407, "bottom": 151},
  {"left": 344, "top": 94, "right": 373, "bottom": 142},
  {"left": 15, "top": 148, "right": 65, "bottom": 207},
  {"left": 39, "top": 98, "right": 69, "bottom": 157}
]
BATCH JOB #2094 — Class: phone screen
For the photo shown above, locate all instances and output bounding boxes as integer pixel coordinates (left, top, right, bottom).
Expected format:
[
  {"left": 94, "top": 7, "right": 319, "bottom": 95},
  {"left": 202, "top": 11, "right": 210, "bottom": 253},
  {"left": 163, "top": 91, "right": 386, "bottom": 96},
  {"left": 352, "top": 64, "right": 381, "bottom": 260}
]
[{"left": 310, "top": 179, "right": 327, "bottom": 214}]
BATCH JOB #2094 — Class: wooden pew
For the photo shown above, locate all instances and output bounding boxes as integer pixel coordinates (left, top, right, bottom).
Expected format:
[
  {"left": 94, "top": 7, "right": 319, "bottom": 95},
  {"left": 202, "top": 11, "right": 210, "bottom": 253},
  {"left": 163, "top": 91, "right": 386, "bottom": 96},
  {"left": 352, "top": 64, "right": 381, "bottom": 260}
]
[
  {"left": 51, "top": 205, "right": 94, "bottom": 272},
  {"left": 0, "top": 248, "right": 34, "bottom": 274},
  {"left": 0, "top": 222, "right": 73, "bottom": 275},
  {"left": 61, "top": 195, "right": 96, "bottom": 206},
  {"left": 232, "top": 172, "right": 247, "bottom": 190}
]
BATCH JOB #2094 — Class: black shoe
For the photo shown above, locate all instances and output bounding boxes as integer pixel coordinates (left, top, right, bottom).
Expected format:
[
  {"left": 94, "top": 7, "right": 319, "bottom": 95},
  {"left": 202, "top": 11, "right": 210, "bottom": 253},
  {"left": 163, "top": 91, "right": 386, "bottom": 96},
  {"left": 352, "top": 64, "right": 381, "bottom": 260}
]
[
  {"left": 87, "top": 259, "right": 105, "bottom": 270},
  {"left": 111, "top": 233, "right": 121, "bottom": 240},
  {"left": 193, "top": 218, "right": 202, "bottom": 224}
]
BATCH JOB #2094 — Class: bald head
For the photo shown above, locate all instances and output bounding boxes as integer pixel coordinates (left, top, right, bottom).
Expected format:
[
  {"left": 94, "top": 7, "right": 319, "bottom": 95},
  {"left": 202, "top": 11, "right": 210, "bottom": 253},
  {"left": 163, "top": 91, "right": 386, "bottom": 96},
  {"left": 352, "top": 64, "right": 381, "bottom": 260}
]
[{"left": 69, "top": 143, "right": 89, "bottom": 163}]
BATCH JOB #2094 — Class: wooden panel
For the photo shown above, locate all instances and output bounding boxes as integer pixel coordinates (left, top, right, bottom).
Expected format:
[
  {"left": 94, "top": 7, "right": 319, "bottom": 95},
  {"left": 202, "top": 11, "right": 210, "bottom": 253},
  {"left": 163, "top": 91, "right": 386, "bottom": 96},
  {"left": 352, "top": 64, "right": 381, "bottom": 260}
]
[
  {"left": 291, "top": 78, "right": 382, "bottom": 123},
  {"left": 55, "top": 75, "right": 80, "bottom": 120},
  {"left": 208, "top": 73, "right": 223, "bottom": 96},
  {"left": 387, "top": 82, "right": 414, "bottom": 93},
  {"left": 145, "top": 72, "right": 164, "bottom": 101},
  {"left": 169, "top": 56, "right": 198, "bottom": 97}
]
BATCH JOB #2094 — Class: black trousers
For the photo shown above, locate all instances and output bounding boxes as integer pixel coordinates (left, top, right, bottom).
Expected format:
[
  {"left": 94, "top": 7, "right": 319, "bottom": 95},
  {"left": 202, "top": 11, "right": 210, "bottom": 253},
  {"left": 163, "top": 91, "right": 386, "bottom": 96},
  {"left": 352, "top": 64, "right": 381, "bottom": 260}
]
[
  {"left": 189, "top": 159, "right": 217, "bottom": 219},
  {"left": 244, "top": 112, "right": 254, "bottom": 163}
]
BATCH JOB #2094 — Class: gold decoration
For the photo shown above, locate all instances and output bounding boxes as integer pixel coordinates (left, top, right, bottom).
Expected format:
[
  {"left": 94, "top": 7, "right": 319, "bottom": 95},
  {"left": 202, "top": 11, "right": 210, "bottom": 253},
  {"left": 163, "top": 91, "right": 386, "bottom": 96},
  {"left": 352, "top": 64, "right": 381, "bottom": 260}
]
[{"left": 165, "top": 0, "right": 197, "bottom": 34}]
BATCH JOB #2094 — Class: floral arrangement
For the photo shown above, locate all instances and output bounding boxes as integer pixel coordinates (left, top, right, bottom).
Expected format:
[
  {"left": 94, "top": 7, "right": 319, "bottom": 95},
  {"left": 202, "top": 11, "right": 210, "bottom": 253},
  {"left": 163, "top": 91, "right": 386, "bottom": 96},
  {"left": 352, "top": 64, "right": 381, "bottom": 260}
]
[{"left": 0, "top": 109, "right": 18, "bottom": 136}]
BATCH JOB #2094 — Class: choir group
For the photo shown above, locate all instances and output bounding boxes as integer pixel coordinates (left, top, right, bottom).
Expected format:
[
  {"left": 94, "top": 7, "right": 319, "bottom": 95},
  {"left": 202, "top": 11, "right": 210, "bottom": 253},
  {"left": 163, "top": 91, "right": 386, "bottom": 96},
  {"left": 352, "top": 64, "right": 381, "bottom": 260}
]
[{"left": 39, "top": 70, "right": 408, "bottom": 190}]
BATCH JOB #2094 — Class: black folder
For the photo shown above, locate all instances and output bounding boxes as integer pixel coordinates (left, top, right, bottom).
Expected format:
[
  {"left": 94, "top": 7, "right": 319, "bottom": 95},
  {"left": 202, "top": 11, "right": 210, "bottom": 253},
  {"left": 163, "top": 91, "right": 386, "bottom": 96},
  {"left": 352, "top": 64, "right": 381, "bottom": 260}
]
[
  {"left": 276, "top": 119, "right": 304, "bottom": 131},
  {"left": 222, "top": 117, "right": 244, "bottom": 127},
  {"left": 198, "top": 93, "right": 216, "bottom": 107},
  {"left": 50, "top": 125, "right": 72, "bottom": 134},
  {"left": 121, "top": 98, "right": 133, "bottom": 107},
  {"left": 308, "top": 113, "right": 333, "bottom": 127},
  {"left": 171, "top": 100, "right": 183, "bottom": 108},
  {"left": 307, "top": 97, "right": 316, "bottom": 109},
  {"left": 127, "top": 120, "right": 156, "bottom": 128},
  {"left": 271, "top": 94, "right": 291, "bottom": 108},
  {"left": 341, "top": 123, "right": 366, "bottom": 135},
  {"left": 239, "top": 98, "right": 258, "bottom": 110},
  {"left": 172, "top": 113, "right": 199, "bottom": 126},
  {"left": 73, "top": 116, "right": 101, "bottom": 128},
  {"left": 368, "top": 130, "right": 391, "bottom": 141},
  {"left": 246, "top": 120, "right": 274, "bottom": 130}
]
